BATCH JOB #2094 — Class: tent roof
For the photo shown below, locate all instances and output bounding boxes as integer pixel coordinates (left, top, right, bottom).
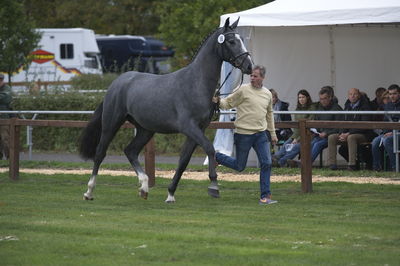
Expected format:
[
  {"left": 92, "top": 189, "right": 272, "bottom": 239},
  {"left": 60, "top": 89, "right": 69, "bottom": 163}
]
[{"left": 220, "top": 0, "right": 400, "bottom": 27}]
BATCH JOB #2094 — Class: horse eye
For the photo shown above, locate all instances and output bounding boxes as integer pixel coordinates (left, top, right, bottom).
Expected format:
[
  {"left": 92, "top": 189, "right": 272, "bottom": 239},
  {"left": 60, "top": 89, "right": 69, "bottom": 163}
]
[{"left": 228, "top": 40, "right": 235, "bottom": 45}]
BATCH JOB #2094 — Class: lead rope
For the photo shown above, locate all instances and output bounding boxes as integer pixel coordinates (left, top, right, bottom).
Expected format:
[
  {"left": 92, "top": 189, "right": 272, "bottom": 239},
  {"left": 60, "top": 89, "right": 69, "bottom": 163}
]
[{"left": 210, "top": 71, "right": 244, "bottom": 121}]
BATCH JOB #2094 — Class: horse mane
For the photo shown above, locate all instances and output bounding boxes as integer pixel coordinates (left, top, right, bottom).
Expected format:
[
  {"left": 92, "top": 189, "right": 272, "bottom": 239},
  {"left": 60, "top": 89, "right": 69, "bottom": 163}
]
[{"left": 190, "top": 27, "right": 220, "bottom": 62}]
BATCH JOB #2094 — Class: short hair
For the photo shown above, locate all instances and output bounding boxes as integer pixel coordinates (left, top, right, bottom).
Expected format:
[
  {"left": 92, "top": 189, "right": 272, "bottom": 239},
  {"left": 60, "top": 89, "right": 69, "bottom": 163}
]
[
  {"left": 375, "top": 87, "right": 386, "bottom": 97},
  {"left": 253, "top": 65, "right": 266, "bottom": 78},
  {"left": 388, "top": 84, "right": 400, "bottom": 93},
  {"left": 320, "top": 86, "right": 334, "bottom": 97}
]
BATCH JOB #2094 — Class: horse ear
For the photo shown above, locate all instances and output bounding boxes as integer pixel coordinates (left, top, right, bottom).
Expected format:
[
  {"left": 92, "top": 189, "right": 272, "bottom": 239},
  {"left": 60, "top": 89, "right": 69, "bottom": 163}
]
[
  {"left": 224, "top": 17, "right": 230, "bottom": 29},
  {"left": 230, "top": 17, "right": 240, "bottom": 29}
]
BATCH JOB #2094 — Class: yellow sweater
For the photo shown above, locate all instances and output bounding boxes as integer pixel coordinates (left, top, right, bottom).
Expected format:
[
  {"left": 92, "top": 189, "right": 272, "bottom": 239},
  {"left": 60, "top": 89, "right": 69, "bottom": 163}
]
[{"left": 220, "top": 83, "right": 276, "bottom": 137}]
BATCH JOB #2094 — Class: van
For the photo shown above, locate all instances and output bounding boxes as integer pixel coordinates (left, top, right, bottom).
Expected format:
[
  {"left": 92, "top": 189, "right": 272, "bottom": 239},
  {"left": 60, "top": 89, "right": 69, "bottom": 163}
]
[
  {"left": 6, "top": 28, "right": 102, "bottom": 83},
  {"left": 96, "top": 35, "right": 174, "bottom": 74}
]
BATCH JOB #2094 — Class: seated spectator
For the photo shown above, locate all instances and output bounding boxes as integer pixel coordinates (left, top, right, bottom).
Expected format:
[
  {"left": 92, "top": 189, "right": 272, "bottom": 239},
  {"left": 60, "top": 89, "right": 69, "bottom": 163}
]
[
  {"left": 287, "top": 86, "right": 343, "bottom": 167},
  {"left": 270, "top": 89, "right": 292, "bottom": 142},
  {"left": 381, "top": 91, "right": 390, "bottom": 105},
  {"left": 272, "top": 89, "right": 315, "bottom": 167},
  {"left": 370, "top": 87, "right": 387, "bottom": 111},
  {"left": 327, "top": 88, "right": 376, "bottom": 170},
  {"left": 310, "top": 86, "right": 343, "bottom": 164},
  {"left": 371, "top": 84, "right": 400, "bottom": 171}
]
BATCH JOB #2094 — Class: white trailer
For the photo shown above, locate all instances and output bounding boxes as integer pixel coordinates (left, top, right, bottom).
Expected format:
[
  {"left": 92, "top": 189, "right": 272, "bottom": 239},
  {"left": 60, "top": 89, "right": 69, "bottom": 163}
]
[{"left": 6, "top": 28, "right": 102, "bottom": 83}]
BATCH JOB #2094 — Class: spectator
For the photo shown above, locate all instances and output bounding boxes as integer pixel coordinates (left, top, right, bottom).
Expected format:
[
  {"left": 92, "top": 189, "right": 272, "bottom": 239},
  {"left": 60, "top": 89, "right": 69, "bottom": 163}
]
[
  {"left": 269, "top": 89, "right": 292, "bottom": 142},
  {"left": 381, "top": 90, "right": 390, "bottom": 106},
  {"left": 0, "top": 74, "right": 13, "bottom": 160},
  {"left": 371, "top": 84, "right": 400, "bottom": 171},
  {"left": 272, "top": 89, "right": 315, "bottom": 167},
  {"left": 327, "top": 88, "right": 375, "bottom": 170},
  {"left": 370, "top": 87, "right": 387, "bottom": 111},
  {"left": 286, "top": 86, "right": 343, "bottom": 167},
  {"left": 310, "top": 86, "right": 343, "bottom": 164}
]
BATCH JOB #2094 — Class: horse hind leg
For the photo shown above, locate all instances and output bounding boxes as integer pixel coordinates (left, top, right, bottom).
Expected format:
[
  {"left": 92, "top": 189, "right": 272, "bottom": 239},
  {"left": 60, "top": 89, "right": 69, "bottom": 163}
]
[
  {"left": 124, "top": 127, "right": 154, "bottom": 200},
  {"left": 84, "top": 118, "right": 125, "bottom": 200}
]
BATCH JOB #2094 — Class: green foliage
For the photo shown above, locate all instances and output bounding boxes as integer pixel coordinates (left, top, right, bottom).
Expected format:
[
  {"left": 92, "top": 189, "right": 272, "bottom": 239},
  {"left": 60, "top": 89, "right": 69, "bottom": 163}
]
[
  {"left": 70, "top": 73, "right": 119, "bottom": 91},
  {"left": 23, "top": 0, "right": 160, "bottom": 36},
  {"left": 155, "top": 0, "right": 271, "bottom": 68},
  {"left": 1, "top": 173, "right": 400, "bottom": 265},
  {"left": 0, "top": 0, "right": 41, "bottom": 80}
]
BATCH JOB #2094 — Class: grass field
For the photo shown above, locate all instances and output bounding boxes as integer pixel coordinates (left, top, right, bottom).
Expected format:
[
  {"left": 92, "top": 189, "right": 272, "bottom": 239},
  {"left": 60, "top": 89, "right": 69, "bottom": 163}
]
[{"left": 1, "top": 167, "right": 399, "bottom": 266}]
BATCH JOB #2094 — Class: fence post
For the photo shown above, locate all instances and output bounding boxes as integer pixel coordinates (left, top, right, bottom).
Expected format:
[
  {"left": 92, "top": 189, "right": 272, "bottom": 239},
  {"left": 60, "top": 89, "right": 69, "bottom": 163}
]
[
  {"left": 144, "top": 137, "right": 155, "bottom": 187},
  {"left": 9, "top": 117, "right": 20, "bottom": 180},
  {"left": 299, "top": 119, "right": 312, "bottom": 193}
]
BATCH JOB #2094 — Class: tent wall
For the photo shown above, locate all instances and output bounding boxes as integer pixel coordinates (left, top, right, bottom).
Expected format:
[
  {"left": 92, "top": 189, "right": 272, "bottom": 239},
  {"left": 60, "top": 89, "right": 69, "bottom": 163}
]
[{"left": 244, "top": 24, "right": 400, "bottom": 108}]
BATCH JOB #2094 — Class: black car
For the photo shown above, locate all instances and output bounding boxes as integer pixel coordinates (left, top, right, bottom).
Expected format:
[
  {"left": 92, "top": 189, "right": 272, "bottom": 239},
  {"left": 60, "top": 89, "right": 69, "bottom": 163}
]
[{"left": 96, "top": 35, "right": 174, "bottom": 74}]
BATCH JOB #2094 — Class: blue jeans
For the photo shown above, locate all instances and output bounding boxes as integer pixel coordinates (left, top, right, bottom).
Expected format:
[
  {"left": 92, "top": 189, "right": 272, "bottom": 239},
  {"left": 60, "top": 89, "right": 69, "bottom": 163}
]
[
  {"left": 216, "top": 132, "right": 272, "bottom": 198},
  {"left": 274, "top": 138, "right": 300, "bottom": 166},
  {"left": 311, "top": 136, "right": 328, "bottom": 162},
  {"left": 372, "top": 134, "right": 395, "bottom": 170}
]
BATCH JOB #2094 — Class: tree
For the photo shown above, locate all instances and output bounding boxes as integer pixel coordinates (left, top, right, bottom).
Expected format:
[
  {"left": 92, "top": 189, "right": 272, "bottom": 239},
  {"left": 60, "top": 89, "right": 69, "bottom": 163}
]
[
  {"left": 23, "top": 0, "right": 160, "bottom": 36},
  {"left": 155, "top": 0, "right": 271, "bottom": 68},
  {"left": 0, "top": 0, "right": 41, "bottom": 82}
]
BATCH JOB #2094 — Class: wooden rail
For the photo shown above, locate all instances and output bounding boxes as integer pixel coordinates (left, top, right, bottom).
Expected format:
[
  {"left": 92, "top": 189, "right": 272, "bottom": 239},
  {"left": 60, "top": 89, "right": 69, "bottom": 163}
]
[{"left": 3, "top": 118, "right": 400, "bottom": 193}]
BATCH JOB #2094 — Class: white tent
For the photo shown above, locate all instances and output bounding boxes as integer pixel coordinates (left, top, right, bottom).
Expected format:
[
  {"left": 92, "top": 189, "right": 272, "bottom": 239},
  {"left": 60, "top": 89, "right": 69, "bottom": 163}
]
[
  {"left": 213, "top": 0, "right": 400, "bottom": 166},
  {"left": 220, "top": 0, "right": 400, "bottom": 108}
]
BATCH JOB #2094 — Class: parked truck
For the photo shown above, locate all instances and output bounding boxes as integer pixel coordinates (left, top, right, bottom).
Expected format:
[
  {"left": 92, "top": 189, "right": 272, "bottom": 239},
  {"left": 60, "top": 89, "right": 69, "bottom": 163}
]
[
  {"left": 96, "top": 35, "right": 174, "bottom": 74},
  {"left": 5, "top": 28, "right": 102, "bottom": 83}
]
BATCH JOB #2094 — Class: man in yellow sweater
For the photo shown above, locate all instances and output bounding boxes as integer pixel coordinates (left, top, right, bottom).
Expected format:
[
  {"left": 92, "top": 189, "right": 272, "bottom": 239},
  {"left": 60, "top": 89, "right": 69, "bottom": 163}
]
[{"left": 213, "top": 65, "right": 278, "bottom": 205}]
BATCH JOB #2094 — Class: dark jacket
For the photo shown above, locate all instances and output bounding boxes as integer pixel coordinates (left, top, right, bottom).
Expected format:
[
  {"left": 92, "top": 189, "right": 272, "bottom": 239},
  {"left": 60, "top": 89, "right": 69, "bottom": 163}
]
[
  {"left": 340, "top": 95, "right": 375, "bottom": 140},
  {"left": 314, "top": 101, "right": 343, "bottom": 136},
  {"left": 382, "top": 99, "right": 400, "bottom": 134},
  {"left": 274, "top": 100, "right": 292, "bottom": 141}
]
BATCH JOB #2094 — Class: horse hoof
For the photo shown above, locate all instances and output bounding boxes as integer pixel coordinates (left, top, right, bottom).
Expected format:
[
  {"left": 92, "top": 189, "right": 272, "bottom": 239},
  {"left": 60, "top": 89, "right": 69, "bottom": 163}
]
[
  {"left": 208, "top": 188, "right": 220, "bottom": 198},
  {"left": 165, "top": 200, "right": 175, "bottom": 204},
  {"left": 83, "top": 195, "right": 94, "bottom": 201},
  {"left": 140, "top": 190, "right": 148, "bottom": 200}
]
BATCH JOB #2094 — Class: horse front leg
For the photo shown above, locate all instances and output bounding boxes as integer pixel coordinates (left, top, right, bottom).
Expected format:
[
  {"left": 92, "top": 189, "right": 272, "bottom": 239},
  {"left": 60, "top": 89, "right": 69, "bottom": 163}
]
[{"left": 166, "top": 138, "right": 197, "bottom": 203}]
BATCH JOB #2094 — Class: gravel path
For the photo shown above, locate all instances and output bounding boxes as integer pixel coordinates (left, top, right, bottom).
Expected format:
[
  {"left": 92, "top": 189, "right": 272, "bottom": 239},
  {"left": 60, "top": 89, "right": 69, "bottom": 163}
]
[{"left": 2, "top": 168, "right": 399, "bottom": 185}]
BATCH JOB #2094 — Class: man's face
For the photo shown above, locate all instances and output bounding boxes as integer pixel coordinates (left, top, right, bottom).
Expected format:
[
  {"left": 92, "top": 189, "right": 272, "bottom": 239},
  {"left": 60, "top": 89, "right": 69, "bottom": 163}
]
[
  {"left": 389, "top": 89, "right": 400, "bottom": 103},
  {"left": 250, "top": 69, "right": 264, "bottom": 88},
  {"left": 319, "top": 93, "right": 332, "bottom": 107},
  {"left": 348, "top": 88, "right": 360, "bottom": 104}
]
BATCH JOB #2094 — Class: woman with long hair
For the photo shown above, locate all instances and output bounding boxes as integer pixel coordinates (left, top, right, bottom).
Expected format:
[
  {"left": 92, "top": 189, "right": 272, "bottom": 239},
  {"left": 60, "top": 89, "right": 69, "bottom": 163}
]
[{"left": 272, "top": 89, "right": 315, "bottom": 167}]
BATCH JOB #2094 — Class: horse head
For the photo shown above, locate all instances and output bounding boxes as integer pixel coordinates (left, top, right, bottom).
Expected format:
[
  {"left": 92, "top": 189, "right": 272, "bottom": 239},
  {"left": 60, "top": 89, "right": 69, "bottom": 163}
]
[{"left": 217, "top": 17, "right": 253, "bottom": 74}]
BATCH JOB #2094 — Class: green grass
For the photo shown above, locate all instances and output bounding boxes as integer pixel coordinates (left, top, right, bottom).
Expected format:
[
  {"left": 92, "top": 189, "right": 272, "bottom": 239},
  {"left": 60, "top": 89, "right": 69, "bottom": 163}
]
[{"left": 1, "top": 171, "right": 399, "bottom": 265}]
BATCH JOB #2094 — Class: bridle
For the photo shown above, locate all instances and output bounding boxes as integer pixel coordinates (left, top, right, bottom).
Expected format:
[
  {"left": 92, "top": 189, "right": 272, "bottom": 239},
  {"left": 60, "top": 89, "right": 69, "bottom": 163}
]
[
  {"left": 217, "top": 32, "right": 250, "bottom": 70},
  {"left": 211, "top": 31, "right": 250, "bottom": 119}
]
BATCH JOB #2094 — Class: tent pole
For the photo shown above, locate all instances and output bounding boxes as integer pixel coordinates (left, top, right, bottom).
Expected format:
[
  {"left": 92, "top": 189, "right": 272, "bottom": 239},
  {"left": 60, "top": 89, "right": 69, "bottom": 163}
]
[{"left": 329, "top": 26, "right": 336, "bottom": 89}]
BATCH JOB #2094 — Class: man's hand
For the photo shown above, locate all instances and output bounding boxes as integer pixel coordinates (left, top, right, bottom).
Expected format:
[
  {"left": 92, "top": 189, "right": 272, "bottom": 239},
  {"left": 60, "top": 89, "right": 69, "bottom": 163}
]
[
  {"left": 384, "top": 132, "right": 393, "bottom": 137},
  {"left": 338, "top": 133, "right": 349, "bottom": 142},
  {"left": 271, "top": 135, "right": 278, "bottom": 145},
  {"left": 319, "top": 132, "right": 328, "bottom": 138},
  {"left": 212, "top": 96, "right": 220, "bottom": 104}
]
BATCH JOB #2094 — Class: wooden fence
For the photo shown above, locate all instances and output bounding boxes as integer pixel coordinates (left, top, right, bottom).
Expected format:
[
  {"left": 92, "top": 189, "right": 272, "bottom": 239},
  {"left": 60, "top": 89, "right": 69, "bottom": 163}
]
[{"left": 1, "top": 118, "right": 399, "bottom": 193}]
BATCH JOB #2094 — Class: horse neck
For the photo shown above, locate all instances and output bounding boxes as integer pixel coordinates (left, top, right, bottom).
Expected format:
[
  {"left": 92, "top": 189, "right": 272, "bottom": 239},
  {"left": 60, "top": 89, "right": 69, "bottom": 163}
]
[{"left": 190, "top": 34, "right": 222, "bottom": 91}]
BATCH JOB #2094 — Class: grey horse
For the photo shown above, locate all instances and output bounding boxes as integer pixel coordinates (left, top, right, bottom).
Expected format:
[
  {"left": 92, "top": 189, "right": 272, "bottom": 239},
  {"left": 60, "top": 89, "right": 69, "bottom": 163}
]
[{"left": 79, "top": 18, "right": 253, "bottom": 202}]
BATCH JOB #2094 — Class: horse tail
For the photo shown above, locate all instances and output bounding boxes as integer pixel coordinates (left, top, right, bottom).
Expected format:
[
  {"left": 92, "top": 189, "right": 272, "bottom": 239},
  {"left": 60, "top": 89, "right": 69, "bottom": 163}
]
[{"left": 79, "top": 102, "right": 103, "bottom": 160}]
